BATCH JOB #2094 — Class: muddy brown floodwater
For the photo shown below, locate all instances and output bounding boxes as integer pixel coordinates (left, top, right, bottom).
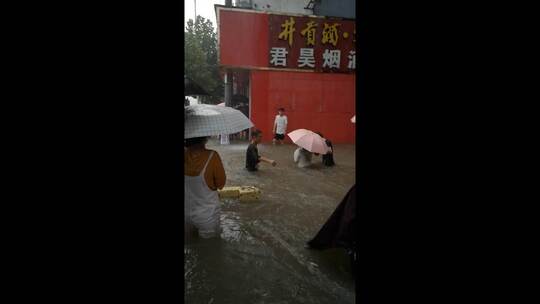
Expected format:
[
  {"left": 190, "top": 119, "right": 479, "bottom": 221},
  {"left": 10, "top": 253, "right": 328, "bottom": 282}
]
[{"left": 185, "top": 138, "right": 356, "bottom": 304}]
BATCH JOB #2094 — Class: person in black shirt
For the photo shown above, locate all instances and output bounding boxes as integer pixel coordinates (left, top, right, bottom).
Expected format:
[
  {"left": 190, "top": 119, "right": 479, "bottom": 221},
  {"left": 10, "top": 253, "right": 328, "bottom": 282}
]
[
  {"left": 315, "top": 132, "right": 335, "bottom": 167},
  {"left": 246, "top": 130, "right": 277, "bottom": 171}
]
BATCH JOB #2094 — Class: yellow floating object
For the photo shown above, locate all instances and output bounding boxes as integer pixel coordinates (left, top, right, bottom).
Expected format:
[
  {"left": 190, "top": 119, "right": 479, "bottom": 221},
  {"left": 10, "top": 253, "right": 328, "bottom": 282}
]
[
  {"left": 238, "top": 186, "right": 261, "bottom": 202},
  {"left": 217, "top": 186, "right": 241, "bottom": 199},
  {"left": 218, "top": 186, "right": 261, "bottom": 201}
]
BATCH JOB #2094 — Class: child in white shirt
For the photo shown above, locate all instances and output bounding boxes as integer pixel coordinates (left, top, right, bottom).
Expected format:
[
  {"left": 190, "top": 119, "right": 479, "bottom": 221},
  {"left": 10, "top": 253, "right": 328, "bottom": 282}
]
[{"left": 272, "top": 108, "right": 288, "bottom": 145}]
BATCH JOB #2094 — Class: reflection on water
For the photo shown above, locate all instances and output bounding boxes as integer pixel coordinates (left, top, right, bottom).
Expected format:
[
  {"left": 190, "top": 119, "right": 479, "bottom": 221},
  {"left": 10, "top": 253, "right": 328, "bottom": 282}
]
[
  {"left": 185, "top": 141, "right": 356, "bottom": 304},
  {"left": 185, "top": 211, "right": 354, "bottom": 304}
]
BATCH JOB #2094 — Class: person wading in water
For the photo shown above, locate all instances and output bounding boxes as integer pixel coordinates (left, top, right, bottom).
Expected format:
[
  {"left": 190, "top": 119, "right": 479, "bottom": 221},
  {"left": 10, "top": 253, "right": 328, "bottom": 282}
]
[
  {"left": 184, "top": 137, "right": 226, "bottom": 238},
  {"left": 246, "top": 130, "right": 277, "bottom": 171}
]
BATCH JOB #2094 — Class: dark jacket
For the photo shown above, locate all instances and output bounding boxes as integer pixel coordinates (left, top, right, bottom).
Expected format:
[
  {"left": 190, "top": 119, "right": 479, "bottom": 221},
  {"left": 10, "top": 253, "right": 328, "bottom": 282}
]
[
  {"left": 322, "top": 139, "right": 335, "bottom": 166},
  {"left": 307, "top": 184, "right": 356, "bottom": 250}
]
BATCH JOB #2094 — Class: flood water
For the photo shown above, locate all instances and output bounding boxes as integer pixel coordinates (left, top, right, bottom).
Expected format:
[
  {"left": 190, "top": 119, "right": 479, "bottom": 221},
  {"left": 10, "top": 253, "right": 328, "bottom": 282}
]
[{"left": 185, "top": 139, "right": 356, "bottom": 304}]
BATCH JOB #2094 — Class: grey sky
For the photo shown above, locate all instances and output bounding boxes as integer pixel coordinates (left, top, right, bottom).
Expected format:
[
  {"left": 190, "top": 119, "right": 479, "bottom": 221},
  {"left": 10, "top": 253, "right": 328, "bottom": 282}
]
[{"left": 184, "top": 0, "right": 225, "bottom": 31}]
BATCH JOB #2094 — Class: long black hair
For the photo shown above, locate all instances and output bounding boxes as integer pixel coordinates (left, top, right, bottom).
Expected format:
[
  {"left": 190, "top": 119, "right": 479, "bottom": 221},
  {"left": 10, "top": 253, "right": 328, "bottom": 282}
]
[{"left": 184, "top": 137, "right": 207, "bottom": 147}]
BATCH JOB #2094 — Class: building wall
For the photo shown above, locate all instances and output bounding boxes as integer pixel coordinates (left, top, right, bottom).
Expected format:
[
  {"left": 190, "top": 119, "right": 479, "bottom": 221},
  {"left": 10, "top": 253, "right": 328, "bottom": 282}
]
[
  {"left": 219, "top": 10, "right": 268, "bottom": 68},
  {"left": 251, "top": 0, "right": 313, "bottom": 15},
  {"left": 218, "top": 7, "right": 356, "bottom": 143},
  {"left": 235, "top": 0, "right": 356, "bottom": 19},
  {"left": 313, "top": 0, "right": 355, "bottom": 19},
  {"left": 251, "top": 70, "right": 355, "bottom": 143}
]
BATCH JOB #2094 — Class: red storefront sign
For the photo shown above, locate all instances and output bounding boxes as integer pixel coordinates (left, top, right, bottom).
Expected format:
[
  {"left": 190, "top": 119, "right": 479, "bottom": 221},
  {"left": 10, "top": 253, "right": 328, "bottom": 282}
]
[{"left": 269, "top": 14, "right": 355, "bottom": 73}]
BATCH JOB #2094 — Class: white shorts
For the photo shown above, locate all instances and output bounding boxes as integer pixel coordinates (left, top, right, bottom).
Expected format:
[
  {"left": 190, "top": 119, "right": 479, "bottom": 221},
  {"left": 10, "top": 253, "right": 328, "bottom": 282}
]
[
  {"left": 186, "top": 210, "right": 221, "bottom": 238},
  {"left": 196, "top": 217, "right": 221, "bottom": 238}
]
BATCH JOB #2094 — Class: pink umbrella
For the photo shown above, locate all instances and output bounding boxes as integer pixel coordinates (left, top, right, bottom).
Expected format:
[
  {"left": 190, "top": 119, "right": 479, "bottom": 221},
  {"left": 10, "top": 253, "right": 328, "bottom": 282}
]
[
  {"left": 287, "top": 129, "right": 330, "bottom": 154},
  {"left": 351, "top": 115, "right": 356, "bottom": 123}
]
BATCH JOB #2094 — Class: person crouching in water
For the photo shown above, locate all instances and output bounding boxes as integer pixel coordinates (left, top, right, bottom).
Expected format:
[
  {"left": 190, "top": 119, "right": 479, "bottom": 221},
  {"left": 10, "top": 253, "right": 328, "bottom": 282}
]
[
  {"left": 184, "top": 136, "right": 226, "bottom": 238},
  {"left": 246, "top": 130, "right": 277, "bottom": 171},
  {"left": 294, "top": 146, "right": 313, "bottom": 168},
  {"left": 315, "top": 132, "right": 335, "bottom": 167}
]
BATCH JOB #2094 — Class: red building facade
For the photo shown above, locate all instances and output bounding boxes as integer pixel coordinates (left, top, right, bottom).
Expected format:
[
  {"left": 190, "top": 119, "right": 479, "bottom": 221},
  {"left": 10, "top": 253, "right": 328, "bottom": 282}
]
[{"left": 217, "top": 6, "right": 355, "bottom": 143}]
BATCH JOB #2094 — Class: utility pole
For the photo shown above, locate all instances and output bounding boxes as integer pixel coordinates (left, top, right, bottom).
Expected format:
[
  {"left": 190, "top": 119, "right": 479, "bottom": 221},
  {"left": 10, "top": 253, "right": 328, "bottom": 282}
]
[
  {"left": 224, "top": 0, "right": 233, "bottom": 110},
  {"left": 221, "top": 0, "right": 234, "bottom": 145},
  {"left": 194, "top": 0, "right": 197, "bottom": 20}
]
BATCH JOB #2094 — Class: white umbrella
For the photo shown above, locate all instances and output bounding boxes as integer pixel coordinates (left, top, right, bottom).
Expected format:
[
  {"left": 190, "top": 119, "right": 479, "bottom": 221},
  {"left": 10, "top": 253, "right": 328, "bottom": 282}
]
[{"left": 185, "top": 104, "right": 253, "bottom": 139}]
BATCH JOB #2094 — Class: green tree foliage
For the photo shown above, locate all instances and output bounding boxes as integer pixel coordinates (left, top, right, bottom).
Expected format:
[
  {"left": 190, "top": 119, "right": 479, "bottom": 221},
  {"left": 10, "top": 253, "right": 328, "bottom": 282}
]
[{"left": 185, "top": 16, "right": 222, "bottom": 104}]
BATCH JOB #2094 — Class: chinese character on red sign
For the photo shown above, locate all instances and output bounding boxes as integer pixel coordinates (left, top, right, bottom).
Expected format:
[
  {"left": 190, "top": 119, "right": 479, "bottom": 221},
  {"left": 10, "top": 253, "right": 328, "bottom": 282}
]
[{"left": 268, "top": 15, "right": 355, "bottom": 73}]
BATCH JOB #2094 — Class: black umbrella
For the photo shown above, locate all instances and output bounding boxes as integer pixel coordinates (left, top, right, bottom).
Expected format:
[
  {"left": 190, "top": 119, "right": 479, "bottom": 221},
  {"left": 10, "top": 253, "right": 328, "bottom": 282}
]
[{"left": 184, "top": 75, "right": 210, "bottom": 96}]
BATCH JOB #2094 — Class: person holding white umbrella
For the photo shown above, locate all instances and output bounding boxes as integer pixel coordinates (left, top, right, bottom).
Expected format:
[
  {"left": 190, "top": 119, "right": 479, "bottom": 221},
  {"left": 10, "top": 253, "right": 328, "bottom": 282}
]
[
  {"left": 184, "top": 104, "right": 253, "bottom": 239},
  {"left": 185, "top": 136, "right": 226, "bottom": 238}
]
